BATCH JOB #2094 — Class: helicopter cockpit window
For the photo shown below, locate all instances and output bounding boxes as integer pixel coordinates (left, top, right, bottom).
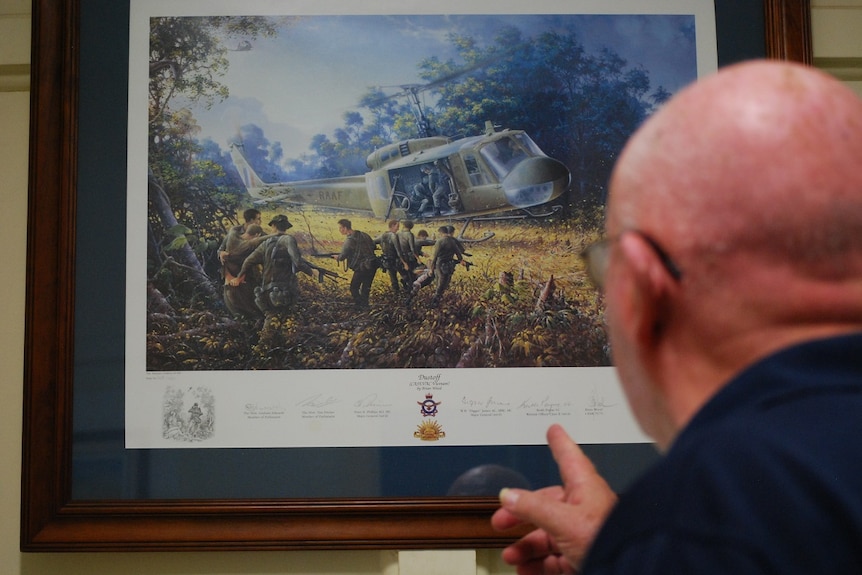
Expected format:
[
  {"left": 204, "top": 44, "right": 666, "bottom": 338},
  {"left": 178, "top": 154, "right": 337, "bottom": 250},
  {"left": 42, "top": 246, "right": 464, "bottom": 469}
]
[
  {"left": 513, "top": 133, "right": 545, "bottom": 157},
  {"left": 480, "top": 136, "right": 531, "bottom": 180}
]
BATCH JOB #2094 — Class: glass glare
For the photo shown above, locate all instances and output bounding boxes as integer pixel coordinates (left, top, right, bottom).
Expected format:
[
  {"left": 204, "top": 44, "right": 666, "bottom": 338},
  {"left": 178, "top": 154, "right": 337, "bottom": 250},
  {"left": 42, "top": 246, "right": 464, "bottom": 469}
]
[
  {"left": 580, "top": 239, "right": 611, "bottom": 289},
  {"left": 580, "top": 232, "right": 682, "bottom": 290}
]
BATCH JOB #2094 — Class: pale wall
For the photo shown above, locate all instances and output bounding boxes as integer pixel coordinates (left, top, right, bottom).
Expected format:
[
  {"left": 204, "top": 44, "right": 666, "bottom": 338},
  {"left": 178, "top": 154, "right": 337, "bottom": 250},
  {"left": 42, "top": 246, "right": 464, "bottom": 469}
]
[
  {"left": 812, "top": 0, "right": 862, "bottom": 95},
  {"left": 3, "top": 1, "right": 861, "bottom": 574}
]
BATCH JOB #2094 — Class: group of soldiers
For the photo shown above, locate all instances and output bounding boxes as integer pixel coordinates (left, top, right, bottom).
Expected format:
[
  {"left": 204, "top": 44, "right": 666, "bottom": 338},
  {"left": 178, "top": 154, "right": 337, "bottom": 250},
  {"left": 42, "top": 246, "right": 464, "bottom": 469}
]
[
  {"left": 218, "top": 208, "right": 472, "bottom": 320},
  {"left": 372, "top": 218, "right": 471, "bottom": 308},
  {"left": 406, "top": 161, "right": 462, "bottom": 217}
]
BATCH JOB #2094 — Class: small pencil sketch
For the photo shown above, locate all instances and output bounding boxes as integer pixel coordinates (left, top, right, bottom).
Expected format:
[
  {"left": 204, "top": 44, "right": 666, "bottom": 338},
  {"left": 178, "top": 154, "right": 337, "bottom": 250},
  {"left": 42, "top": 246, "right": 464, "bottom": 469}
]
[{"left": 163, "top": 385, "right": 215, "bottom": 441}]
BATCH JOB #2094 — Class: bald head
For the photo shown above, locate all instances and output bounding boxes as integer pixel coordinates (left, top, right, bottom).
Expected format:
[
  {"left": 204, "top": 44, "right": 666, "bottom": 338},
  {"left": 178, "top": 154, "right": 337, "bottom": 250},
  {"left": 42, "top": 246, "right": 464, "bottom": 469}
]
[
  {"left": 609, "top": 61, "right": 862, "bottom": 275},
  {"left": 602, "top": 62, "right": 862, "bottom": 447}
]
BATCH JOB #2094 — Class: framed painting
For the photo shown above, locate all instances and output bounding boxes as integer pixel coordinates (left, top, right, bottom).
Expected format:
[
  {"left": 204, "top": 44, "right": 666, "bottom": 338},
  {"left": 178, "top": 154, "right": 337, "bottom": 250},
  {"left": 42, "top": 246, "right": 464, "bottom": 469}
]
[{"left": 21, "top": 0, "right": 811, "bottom": 551}]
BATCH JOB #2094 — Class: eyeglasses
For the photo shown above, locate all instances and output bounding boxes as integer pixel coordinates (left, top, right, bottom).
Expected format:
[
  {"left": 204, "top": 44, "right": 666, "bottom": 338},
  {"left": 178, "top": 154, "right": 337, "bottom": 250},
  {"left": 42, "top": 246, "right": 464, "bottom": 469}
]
[{"left": 579, "top": 231, "right": 683, "bottom": 290}]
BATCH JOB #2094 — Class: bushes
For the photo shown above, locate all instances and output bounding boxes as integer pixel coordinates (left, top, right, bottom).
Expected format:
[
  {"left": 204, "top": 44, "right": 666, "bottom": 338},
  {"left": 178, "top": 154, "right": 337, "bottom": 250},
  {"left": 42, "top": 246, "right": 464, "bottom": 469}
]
[{"left": 146, "top": 215, "right": 610, "bottom": 370}]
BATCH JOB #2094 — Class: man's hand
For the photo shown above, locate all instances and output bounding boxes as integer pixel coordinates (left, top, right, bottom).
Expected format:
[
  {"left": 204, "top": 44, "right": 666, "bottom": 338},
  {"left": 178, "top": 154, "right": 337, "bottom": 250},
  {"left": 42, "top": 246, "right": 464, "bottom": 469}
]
[{"left": 491, "top": 424, "right": 618, "bottom": 575}]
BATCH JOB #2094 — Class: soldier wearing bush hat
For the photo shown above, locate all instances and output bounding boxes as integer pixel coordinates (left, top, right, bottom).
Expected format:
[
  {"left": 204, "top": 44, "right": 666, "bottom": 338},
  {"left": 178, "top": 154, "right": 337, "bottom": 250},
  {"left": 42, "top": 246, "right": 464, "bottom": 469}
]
[
  {"left": 268, "top": 214, "right": 292, "bottom": 230},
  {"left": 232, "top": 213, "right": 302, "bottom": 314}
]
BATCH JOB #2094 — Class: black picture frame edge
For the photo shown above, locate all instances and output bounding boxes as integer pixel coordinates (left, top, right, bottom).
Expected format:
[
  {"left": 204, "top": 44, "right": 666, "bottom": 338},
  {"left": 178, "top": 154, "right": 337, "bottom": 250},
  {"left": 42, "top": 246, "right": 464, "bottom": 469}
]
[{"left": 21, "top": 0, "right": 812, "bottom": 552}]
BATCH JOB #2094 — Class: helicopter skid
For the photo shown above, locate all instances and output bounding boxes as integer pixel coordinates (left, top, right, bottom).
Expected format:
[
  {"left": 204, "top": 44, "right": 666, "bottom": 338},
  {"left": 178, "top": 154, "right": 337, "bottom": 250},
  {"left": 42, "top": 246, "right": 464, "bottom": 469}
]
[
  {"left": 456, "top": 230, "right": 496, "bottom": 243},
  {"left": 465, "top": 205, "right": 563, "bottom": 222},
  {"left": 457, "top": 206, "right": 564, "bottom": 241}
]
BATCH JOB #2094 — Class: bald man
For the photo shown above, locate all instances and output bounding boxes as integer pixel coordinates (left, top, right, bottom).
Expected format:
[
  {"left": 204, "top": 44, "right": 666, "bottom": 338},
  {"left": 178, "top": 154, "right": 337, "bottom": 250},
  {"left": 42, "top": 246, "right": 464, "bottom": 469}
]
[{"left": 492, "top": 60, "right": 862, "bottom": 574}]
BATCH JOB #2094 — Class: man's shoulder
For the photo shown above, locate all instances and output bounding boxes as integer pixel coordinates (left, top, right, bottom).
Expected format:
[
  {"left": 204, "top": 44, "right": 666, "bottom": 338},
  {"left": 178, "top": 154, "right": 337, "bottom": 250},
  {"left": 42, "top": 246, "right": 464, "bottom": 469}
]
[
  {"left": 252, "top": 235, "right": 277, "bottom": 249},
  {"left": 354, "top": 230, "right": 374, "bottom": 244},
  {"left": 261, "top": 234, "right": 280, "bottom": 246},
  {"left": 264, "top": 233, "right": 296, "bottom": 252},
  {"left": 590, "top": 411, "right": 862, "bottom": 574},
  {"left": 439, "top": 235, "right": 457, "bottom": 246},
  {"left": 620, "top": 373, "right": 862, "bottom": 525},
  {"left": 222, "top": 225, "right": 244, "bottom": 246}
]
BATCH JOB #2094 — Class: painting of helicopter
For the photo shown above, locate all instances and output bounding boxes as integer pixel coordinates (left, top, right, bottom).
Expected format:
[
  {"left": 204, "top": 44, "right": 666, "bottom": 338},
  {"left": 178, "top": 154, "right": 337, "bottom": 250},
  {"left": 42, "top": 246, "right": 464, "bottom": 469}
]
[{"left": 229, "top": 120, "right": 571, "bottom": 236}]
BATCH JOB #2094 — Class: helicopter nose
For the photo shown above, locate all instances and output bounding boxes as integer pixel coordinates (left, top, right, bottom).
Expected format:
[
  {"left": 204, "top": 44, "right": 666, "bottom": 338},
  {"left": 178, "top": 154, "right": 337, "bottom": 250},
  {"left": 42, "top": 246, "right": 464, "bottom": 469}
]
[{"left": 501, "top": 156, "right": 571, "bottom": 208}]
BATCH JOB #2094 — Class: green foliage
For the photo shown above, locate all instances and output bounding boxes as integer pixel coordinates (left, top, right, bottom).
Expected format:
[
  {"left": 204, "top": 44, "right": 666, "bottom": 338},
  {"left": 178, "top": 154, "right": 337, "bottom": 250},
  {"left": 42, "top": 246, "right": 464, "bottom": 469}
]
[{"left": 147, "top": 17, "right": 284, "bottom": 313}]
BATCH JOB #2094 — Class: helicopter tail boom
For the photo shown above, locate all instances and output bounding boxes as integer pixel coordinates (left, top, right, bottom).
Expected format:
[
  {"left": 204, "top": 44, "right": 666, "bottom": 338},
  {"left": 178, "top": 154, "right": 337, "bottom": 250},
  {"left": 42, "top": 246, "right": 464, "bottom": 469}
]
[
  {"left": 229, "top": 144, "right": 269, "bottom": 195},
  {"left": 230, "top": 143, "right": 373, "bottom": 213}
]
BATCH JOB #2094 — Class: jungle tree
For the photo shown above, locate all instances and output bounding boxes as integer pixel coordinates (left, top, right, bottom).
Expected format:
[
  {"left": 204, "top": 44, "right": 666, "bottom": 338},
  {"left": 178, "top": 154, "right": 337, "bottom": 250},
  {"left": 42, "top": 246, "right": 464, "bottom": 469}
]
[
  {"left": 419, "top": 27, "right": 663, "bottom": 214},
  {"left": 147, "top": 16, "right": 286, "bottom": 307}
]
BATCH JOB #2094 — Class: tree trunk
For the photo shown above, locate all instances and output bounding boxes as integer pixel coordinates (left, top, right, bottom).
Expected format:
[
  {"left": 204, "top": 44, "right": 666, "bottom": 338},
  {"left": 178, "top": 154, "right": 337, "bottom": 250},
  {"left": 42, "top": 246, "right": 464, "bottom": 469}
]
[{"left": 148, "top": 171, "right": 220, "bottom": 302}]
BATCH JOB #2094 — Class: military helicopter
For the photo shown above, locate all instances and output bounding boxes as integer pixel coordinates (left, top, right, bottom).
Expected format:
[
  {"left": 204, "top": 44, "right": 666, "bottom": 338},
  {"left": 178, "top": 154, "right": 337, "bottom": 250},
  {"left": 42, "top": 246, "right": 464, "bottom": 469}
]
[{"left": 228, "top": 83, "right": 571, "bottom": 241}]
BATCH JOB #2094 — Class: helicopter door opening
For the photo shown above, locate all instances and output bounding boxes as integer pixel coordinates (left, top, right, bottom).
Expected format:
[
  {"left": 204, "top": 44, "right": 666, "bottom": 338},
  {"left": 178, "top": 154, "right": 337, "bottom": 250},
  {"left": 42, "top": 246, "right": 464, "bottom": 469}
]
[{"left": 388, "top": 160, "right": 463, "bottom": 219}]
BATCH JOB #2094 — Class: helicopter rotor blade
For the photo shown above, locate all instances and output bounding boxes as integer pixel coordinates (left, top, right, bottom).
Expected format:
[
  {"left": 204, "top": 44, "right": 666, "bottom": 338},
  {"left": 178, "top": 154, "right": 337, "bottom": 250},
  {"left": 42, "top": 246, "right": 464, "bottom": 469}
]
[{"left": 364, "top": 42, "right": 523, "bottom": 107}]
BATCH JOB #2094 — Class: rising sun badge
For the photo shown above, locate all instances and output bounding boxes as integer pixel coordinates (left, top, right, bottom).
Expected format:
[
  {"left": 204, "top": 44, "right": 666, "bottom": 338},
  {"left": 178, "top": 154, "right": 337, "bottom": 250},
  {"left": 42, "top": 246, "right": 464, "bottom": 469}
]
[{"left": 414, "top": 420, "right": 446, "bottom": 441}]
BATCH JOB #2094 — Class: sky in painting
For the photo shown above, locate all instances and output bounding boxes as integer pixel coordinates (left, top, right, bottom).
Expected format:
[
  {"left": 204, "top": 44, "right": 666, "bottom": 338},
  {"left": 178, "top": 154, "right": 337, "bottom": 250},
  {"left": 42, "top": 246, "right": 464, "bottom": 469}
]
[{"left": 183, "top": 13, "right": 698, "bottom": 161}]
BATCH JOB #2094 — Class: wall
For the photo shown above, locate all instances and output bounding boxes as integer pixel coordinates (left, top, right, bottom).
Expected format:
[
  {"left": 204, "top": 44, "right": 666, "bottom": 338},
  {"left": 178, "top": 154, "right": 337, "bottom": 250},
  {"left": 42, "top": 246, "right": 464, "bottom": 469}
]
[
  {"left": 3, "top": 1, "right": 861, "bottom": 574},
  {"left": 812, "top": 0, "right": 862, "bottom": 95}
]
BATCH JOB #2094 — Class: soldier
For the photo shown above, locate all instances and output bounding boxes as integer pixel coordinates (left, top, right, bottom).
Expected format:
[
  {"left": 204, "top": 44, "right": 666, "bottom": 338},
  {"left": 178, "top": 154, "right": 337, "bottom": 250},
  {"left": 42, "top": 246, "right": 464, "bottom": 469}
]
[
  {"left": 436, "top": 159, "right": 463, "bottom": 213},
  {"left": 446, "top": 225, "right": 472, "bottom": 259},
  {"left": 221, "top": 223, "right": 271, "bottom": 319},
  {"left": 232, "top": 214, "right": 303, "bottom": 315},
  {"left": 409, "top": 165, "right": 436, "bottom": 216},
  {"left": 374, "top": 219, "right": 402, "bottom": 294},
  {"left": 218, "top": 208, "right": 263, "bottom": 314},
  {"left": 187, "top": 403, "right": 203, "bottom": 436},
  {"left": 428, "top": 224, "right": 468, "bottom": 306},
  {"left": 333, "top": 218, "right": 378, "bottom": 309},
  {"left": 219, "top": 208, "right": 261, "bottom": 257},
  {"left": 414, "top": 228, "right": 436, "bottom": 258},
  {"left": 430, "top": 161, "right": 450, "bottom": 216},
  {"left": 396, "top": 219, "right": 421, "bottom": 293},
  {"left": 416, "top": 228, "right": 435, "bottom": 247}
]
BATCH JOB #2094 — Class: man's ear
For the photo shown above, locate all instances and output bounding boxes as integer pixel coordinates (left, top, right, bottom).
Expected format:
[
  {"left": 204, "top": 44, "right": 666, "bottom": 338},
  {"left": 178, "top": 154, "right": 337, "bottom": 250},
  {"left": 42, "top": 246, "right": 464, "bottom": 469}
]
[{"left": 614, "top": 233, "right": 678, "bottom": 348}]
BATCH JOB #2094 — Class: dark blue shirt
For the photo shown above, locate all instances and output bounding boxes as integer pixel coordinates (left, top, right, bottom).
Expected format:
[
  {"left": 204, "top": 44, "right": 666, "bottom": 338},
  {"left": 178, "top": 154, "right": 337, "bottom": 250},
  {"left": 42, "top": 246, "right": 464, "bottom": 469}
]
[{"left": 583, "top": 333, "right": 862, "bottom": 574}]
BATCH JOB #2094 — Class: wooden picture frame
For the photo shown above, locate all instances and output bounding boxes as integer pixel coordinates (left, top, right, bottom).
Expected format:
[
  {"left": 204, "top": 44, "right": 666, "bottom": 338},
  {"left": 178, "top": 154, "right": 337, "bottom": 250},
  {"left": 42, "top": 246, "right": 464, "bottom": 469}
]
[{"left": 21, "top": 0, "right": 811, "bottom": 552}]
